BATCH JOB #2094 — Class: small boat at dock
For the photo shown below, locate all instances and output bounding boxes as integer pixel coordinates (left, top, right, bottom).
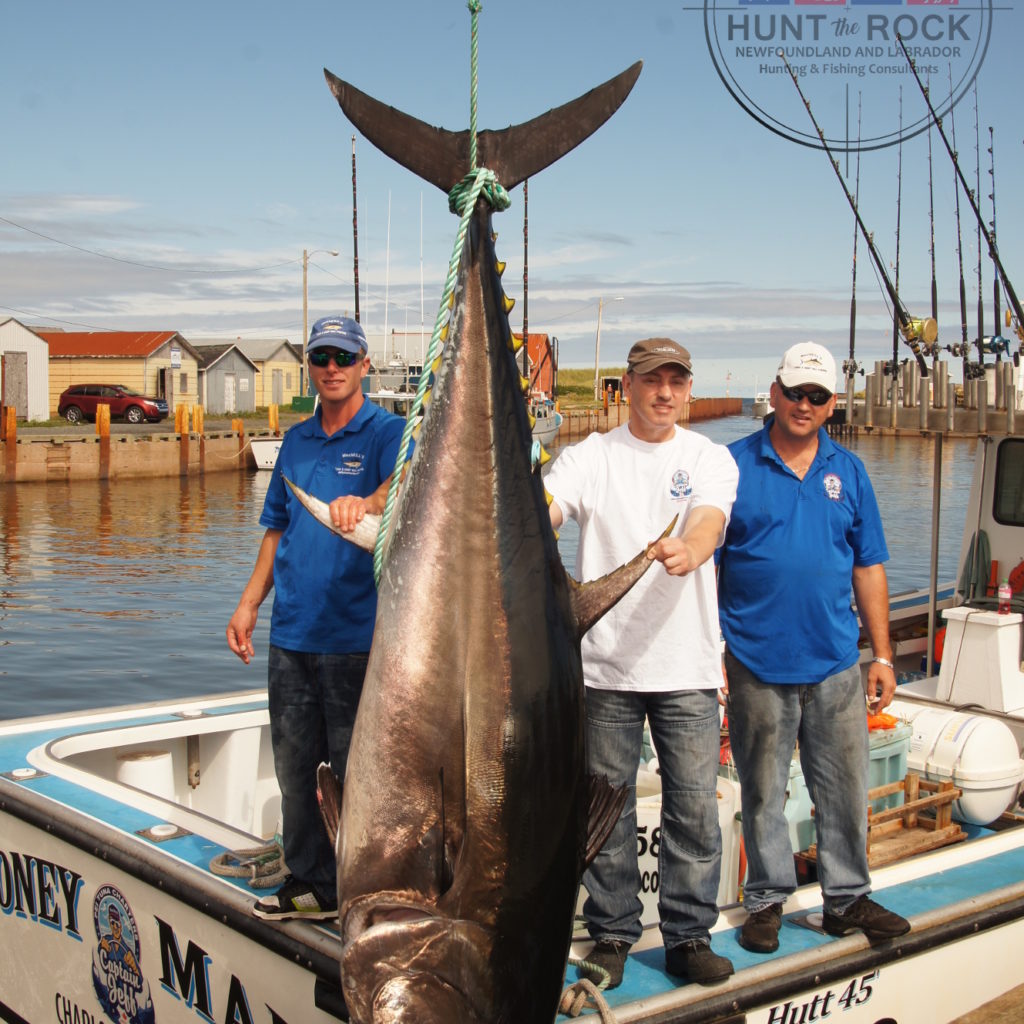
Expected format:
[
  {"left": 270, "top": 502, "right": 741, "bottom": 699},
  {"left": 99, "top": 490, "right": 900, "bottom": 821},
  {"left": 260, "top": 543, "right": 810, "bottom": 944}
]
[{"left": 752, "top": 391, "right": 772, "bottom": 419}]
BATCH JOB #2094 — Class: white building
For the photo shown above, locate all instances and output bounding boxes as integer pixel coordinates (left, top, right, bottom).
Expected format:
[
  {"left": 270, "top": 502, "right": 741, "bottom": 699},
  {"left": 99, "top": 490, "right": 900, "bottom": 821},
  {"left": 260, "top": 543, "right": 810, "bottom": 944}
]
[{"left": 0, "top": 318, "right": 51, "bottom": 422}]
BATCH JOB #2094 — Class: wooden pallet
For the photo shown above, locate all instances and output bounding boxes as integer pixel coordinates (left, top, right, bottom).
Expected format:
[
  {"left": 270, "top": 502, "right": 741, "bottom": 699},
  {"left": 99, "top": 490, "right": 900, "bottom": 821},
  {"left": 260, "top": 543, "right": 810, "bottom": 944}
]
[{"left": 801, "top": 771, "right": 967, "bottom": 869}]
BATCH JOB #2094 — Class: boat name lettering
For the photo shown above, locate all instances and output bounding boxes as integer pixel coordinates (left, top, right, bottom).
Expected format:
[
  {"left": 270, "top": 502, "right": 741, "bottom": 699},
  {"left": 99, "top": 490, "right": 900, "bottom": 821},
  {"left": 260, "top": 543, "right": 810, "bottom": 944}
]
[
  {"left": 765, "top": 970, "right": 880, "bottom": 1023},
  {"left": 55, "top": 991, "right": 101, "bottom": 1024},
  {"left": 0, "top": 847, "right": 84, "bottom": 939},
  {"left": 156, "top": 916, "right": 291, "bottom": 1024}
]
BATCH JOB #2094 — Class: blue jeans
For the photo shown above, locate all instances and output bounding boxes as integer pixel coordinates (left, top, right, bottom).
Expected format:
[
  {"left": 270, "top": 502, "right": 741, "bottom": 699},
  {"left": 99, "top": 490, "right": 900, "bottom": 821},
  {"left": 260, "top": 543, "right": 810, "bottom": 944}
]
[
  {"left": 724, "top": 650, "right": 870, "bottom": 914},
  {"left": 268, "top": 645, "right": 368, "bottom": 901},
  {"left": 582, "top": 687, "right": 722, "bottom": 948}
]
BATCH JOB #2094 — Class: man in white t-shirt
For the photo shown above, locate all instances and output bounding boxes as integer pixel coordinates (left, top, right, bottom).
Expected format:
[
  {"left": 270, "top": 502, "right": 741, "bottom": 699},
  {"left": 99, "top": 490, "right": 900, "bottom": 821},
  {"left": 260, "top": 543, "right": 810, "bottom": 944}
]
[{"left": 547, "top": 337, "right": 739, "bottom": 989}]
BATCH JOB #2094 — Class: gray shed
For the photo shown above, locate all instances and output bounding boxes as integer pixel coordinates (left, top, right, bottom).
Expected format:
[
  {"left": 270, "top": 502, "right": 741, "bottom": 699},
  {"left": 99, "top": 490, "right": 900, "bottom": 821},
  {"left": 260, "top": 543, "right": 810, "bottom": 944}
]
[{"left": 192, "top": 344, "right": 259, "bottom": 415}]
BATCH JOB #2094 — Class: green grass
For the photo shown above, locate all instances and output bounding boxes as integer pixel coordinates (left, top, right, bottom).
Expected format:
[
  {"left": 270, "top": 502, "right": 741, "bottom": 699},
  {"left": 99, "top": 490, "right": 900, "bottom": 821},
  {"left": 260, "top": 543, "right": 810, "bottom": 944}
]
[{"left": 555, "top": 367, "right": 625, "bottom": 408}]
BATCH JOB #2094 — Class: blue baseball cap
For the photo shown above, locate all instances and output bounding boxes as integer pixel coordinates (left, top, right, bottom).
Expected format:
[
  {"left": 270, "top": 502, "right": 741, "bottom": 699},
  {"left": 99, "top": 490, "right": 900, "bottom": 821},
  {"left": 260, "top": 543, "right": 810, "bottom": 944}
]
[{"left": 307, "top": 315, "right": 367, "bottom": 356}]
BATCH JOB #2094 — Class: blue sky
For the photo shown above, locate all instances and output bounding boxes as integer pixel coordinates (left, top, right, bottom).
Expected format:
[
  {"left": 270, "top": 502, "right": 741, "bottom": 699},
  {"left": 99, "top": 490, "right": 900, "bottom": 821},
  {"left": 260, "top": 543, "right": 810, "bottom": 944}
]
[{"left": 3, "top": 0, "right": 1021, "bottom": 396}]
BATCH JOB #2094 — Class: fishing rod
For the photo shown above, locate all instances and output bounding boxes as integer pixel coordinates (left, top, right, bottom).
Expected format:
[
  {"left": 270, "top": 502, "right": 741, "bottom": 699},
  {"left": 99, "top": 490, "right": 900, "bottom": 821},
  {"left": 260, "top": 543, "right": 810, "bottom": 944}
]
[
  {"left": 927, "top": 90, "right": 938, "bottom": 342},
  {"left": 891, "top": 89, "right": 904, "bottom": 395},
  {"left": 948, "top": 65, "right": 972, "bottom": 380},
  {"left": 973, "top": 86, "right": 985, "bottom": 360},
  {"left": 897, "top": 34, "right": 1024, "bottom": 351},
  {"left": 778, "top": 50, "right": 933, "bottom": 375},
  {"left": 988, "top": 127, "right": 1001, "bottom": 336},
  {"left": 846, "top": 96, "right": 863, "bottom": 388}
]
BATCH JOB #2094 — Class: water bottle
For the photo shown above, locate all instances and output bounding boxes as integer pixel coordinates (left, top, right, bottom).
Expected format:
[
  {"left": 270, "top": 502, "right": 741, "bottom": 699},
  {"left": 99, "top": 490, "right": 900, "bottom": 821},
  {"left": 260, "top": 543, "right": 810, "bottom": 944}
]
[{"left": 998, "top": 578, "right": 1012, "bottom": 614}]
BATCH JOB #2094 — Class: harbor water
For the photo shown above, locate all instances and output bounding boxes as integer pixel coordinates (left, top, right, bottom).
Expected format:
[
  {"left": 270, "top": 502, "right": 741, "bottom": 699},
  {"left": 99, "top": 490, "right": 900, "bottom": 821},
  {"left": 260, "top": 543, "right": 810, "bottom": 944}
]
[{"left": 0, "top": 414, "right": 977, "bottom": 720}]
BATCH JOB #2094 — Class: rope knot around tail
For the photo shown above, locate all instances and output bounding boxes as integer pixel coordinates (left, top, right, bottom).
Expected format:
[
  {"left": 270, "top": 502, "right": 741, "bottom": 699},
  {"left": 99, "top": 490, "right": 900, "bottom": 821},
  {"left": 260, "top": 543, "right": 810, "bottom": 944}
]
[{"left": 448, "top": 170, "right": 510, "bottom": 217}]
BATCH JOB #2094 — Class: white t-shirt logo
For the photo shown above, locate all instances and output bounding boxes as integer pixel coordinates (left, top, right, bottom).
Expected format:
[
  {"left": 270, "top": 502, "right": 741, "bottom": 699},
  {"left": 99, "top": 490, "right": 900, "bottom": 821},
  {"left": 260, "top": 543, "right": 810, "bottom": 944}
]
[
  {"left": 670, "top": 469, "right": 692, "bottom": 500},
  {"left": 824, "top": 473, "right": 842, "bottom": 501}
]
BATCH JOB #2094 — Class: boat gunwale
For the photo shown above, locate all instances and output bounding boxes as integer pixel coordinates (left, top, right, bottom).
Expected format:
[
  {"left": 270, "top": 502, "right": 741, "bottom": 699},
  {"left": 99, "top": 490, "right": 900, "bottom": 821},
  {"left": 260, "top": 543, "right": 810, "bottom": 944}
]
[{"left": 0, "top": 769, "right": 343, "bottom": 985}]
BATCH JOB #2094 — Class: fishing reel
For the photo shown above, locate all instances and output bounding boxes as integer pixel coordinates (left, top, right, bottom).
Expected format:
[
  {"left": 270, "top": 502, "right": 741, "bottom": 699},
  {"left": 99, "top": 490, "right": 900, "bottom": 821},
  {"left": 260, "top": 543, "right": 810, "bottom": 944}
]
[{"left": 842, "top": 358, "right": 863, "bottom": 379}]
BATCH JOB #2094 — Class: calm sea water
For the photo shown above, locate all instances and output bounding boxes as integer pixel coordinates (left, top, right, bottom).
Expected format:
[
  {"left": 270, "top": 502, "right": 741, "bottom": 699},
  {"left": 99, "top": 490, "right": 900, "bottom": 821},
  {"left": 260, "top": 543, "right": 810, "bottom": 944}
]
[{"left": 0, "top": 415, "right": 976, "bottom": 720}]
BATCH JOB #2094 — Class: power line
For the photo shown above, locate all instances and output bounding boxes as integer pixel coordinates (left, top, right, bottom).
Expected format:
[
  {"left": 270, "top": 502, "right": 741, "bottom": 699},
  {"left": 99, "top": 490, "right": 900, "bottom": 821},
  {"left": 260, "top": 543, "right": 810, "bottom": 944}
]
[{"left": 0, "top": 214, "right": 303, "bottom": 275}]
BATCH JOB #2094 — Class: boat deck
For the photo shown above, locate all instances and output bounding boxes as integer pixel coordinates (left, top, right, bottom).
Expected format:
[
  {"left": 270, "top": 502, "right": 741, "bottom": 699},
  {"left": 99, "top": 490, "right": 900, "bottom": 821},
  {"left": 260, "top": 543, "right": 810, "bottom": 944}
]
[{"left": 3, "top": 692, "right": 1024, "bottom": 1023}]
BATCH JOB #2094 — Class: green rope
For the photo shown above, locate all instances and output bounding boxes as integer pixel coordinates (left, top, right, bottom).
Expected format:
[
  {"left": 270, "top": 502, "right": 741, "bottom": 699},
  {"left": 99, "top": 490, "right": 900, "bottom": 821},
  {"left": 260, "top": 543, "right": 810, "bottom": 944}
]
[
  {"left": 372, "top": 0, "right": 510, "bottom": 586},
  {"left": 468, "top": 0, "right": 481, "bottom": 170}
]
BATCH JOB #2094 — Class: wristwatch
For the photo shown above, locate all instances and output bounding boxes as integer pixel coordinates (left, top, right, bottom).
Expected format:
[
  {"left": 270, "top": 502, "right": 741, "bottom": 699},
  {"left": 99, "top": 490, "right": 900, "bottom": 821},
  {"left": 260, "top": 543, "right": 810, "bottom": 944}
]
[{"left": 872, "top": 656, "right": 895, "bottom": 670}]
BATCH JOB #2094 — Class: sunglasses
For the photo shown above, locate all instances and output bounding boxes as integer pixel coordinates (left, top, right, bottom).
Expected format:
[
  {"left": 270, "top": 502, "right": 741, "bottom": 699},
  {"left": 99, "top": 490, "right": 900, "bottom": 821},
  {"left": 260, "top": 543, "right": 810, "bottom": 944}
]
[
  {"left": 308, "top": 348, "right": 362, "bottom": 368},
  {"left": 777, "top": 380, "right": 832, "bottom": 407}
]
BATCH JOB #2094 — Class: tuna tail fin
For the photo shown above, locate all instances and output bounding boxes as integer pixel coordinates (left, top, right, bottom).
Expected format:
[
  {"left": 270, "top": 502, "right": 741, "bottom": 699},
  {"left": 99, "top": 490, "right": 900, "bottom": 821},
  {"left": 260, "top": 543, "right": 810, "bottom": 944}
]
[
  {"left": 584, "top": 774, "right": 629, "bottom": 869},
  {"left": 323, "top": 61, "right": 642, "bottom": 193},
  {"left": 568, "top": 515, "right": 679, "bottom": 639}
]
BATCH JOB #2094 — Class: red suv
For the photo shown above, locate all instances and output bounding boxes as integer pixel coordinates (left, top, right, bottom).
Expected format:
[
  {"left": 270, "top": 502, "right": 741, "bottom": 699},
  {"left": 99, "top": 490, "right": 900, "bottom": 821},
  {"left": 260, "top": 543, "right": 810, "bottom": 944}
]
[{"left": 58, "top": 385, "right": 170, "bottom": 424}]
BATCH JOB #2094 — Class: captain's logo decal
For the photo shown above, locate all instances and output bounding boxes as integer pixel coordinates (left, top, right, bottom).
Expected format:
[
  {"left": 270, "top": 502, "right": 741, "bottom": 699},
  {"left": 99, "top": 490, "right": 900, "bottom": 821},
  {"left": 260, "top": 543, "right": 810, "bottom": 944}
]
[
  {"left": 669, "top": 469, "right": 692, "bottom": 500},
  {"left": 824, "top": 473, "right": 843, "bottom": 502},
  {"left": 92, "top": 884, "right": 156, "bottom": 1024}
]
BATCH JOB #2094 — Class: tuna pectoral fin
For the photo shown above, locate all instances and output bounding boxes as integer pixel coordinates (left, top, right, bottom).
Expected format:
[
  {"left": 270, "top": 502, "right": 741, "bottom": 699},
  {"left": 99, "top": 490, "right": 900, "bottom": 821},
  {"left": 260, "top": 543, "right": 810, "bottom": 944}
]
[
  {"left": 569, "top": 515, "right": 679, "bottom": 638},
  {"left": 284, "top": 477, "right": 382, "bottom": 553},
  {"left": 316, "top": 762, "right": 343, "bottom": 855},
  {"left": 585, "top": 774, "right": 629, "bottom": 869}
]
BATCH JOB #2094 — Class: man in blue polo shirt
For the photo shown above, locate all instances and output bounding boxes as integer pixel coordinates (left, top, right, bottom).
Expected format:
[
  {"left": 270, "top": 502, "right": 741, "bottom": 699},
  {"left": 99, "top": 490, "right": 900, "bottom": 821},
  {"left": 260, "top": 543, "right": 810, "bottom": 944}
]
[
  {"left": 718, "top": 342, "right": 910, "bottom": 954},
  {"left": 226, "top": 315, "right": 405, "bottom": 920}
]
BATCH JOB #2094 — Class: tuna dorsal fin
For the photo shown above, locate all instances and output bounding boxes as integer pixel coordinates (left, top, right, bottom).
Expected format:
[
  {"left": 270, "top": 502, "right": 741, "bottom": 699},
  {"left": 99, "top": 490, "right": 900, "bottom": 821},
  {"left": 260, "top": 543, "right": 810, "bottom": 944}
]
[
  {"left": 568, "top": 515, "right": 678, "bottom": 639},
  {"left": 584, "top": 773, "right": 629, "bottom": 869},
  {"left": 323, "top": 61, "right": 642, "bottom": 193}
]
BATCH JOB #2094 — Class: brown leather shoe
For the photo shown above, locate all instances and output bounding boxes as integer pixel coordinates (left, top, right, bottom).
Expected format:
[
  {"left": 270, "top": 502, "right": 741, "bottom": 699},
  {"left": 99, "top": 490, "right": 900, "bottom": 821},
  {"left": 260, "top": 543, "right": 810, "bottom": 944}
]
[{"left": 739, "top": 903, "right": 783, "bottom": 953}]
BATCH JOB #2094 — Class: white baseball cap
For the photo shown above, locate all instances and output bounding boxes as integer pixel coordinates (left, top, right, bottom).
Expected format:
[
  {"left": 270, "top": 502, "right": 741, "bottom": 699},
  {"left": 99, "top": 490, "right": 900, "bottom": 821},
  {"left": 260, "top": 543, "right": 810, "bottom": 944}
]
[{"left": 776, "top": 342, "right": 836, "bottom": 395}]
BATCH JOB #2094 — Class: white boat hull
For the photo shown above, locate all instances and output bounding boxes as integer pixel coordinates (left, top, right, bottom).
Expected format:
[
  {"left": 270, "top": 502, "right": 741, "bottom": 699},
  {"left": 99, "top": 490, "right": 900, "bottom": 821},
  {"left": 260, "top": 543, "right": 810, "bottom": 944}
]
[{"left": 249, "top": 436, "right": 282, "bottom": 471}]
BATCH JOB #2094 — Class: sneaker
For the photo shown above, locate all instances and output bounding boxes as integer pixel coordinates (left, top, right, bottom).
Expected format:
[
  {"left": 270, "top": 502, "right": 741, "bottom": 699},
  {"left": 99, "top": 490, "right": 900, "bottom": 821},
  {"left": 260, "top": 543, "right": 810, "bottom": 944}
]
[
  {"left": 252, "top": 876, "right": 337, "bottom": 921},
  {"left": 665, "top": 940, "right": 734, "bottom": 985},
  {"left": 739, "top": 903, "right": 783, "bottom": 953},
  {"left": 822, "top": 895, "right": 910, "bottom": 941},
  {"left": 579, "top": 939, "right": 631, "bottom": 990}
]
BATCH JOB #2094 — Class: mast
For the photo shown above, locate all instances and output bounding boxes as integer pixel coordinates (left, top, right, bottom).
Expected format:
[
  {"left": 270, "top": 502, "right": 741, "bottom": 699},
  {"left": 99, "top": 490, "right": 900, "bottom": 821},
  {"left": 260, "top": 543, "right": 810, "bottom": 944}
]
[
  {"left": 351, "top": 136, "right": 361, "bottom": 323},
  {"left": 779, "top": 50, "right": 932, "bottom": 374},
  {"left": 522, "top": 178, "right": 529, "bottom": 380}
]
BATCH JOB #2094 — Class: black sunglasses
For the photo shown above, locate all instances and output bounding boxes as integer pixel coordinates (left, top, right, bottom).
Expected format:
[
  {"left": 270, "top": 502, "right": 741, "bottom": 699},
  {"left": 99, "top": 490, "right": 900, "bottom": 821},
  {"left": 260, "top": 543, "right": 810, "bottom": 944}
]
[
  {"left": 777, "top": 380, "right": 831, "bottom": 407},
  {"left": 309, "top": 348, "right": 362, "bottom": 368}
]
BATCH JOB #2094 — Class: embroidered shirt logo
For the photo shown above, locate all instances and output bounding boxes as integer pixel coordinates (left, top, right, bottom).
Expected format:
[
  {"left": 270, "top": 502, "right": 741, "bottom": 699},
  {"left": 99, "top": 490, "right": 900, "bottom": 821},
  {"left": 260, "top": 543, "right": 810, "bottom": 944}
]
[
  {"left": 669, "top": 469, "right": 692, "bottom": 501},
  {"left": 336, "top": 452, "right": 366, "bottom": 476},
  {"left": 823, "top": 473, "right": 843, "bottom": 502}
]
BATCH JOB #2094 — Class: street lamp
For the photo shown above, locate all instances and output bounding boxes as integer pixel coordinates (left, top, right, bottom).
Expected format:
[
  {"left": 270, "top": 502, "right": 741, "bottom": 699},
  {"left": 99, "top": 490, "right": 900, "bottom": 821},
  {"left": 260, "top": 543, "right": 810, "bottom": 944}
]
[
  {"left": 302, "top": 248, "right": 339, "bottom": 393},
  {"left": 593, "top": 296, "right": 624, "bottom": 399}
]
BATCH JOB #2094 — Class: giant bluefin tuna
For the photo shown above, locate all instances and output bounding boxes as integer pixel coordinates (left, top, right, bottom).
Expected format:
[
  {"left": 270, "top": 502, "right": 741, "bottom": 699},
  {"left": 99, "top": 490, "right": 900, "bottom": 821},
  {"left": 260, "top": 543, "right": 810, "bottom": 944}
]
[{"left": 293, "top": 58, "right": 648, "bottom": 1024}]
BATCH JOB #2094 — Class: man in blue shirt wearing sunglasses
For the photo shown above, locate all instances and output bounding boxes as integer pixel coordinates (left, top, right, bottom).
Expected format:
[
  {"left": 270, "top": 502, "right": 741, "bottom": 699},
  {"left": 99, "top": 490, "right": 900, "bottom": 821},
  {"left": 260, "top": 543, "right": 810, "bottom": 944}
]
[
  {"left": 717, "top": 342, "right": 910, "bottom": 954},
  {"left": 227, "top": 315, "right": 406, "bottom": 920}
]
